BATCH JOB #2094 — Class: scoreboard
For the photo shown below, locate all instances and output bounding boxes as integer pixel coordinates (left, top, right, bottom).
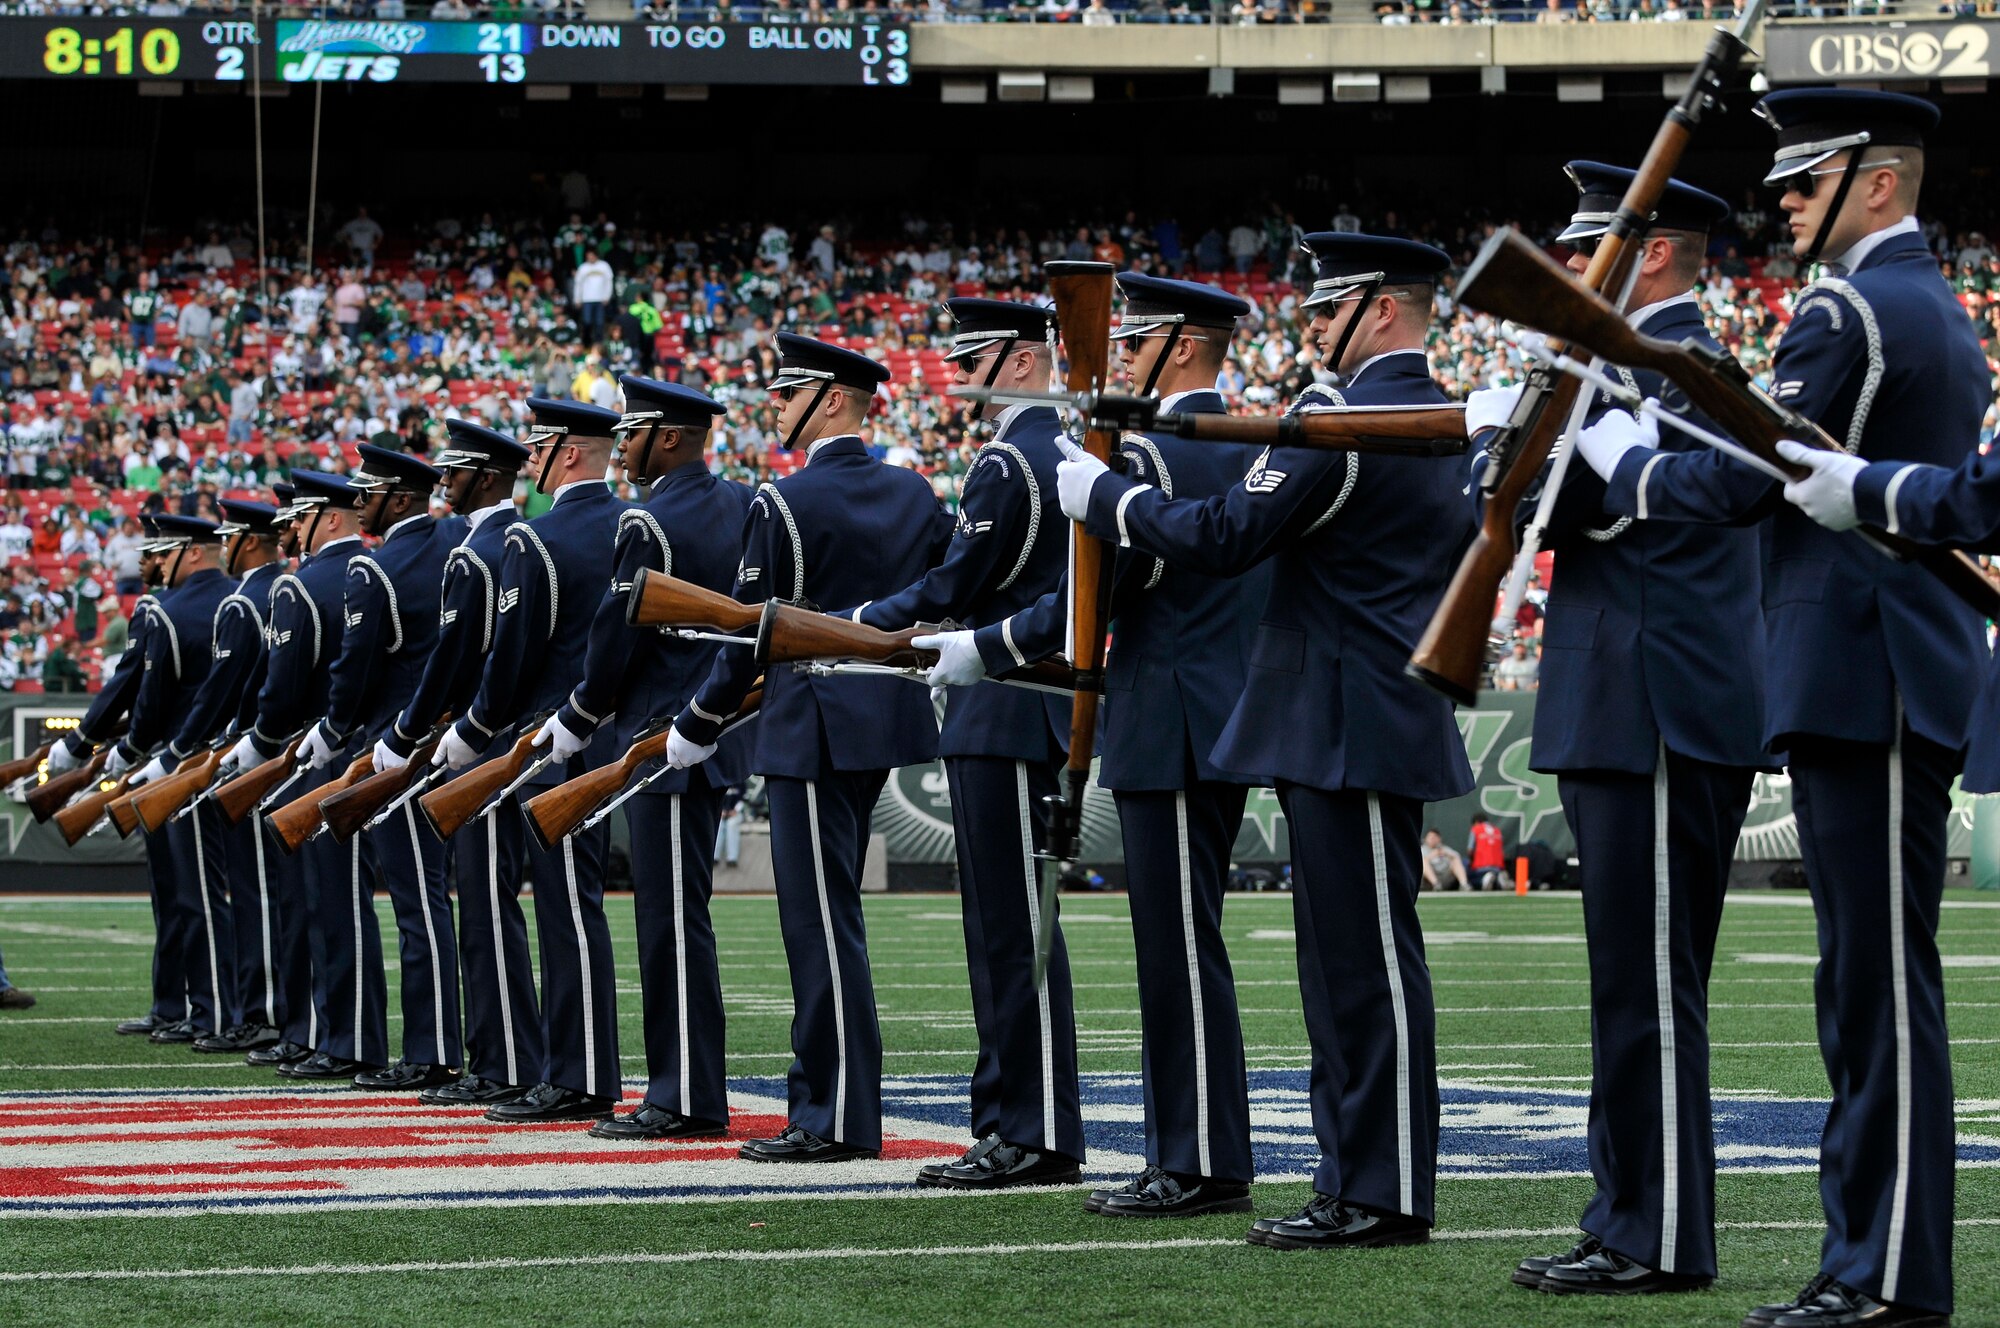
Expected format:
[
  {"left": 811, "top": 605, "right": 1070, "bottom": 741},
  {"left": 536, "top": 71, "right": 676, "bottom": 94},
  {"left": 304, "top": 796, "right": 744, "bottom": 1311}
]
[{"left": 3, "top": 17, "right": 910, "bottom": 86}]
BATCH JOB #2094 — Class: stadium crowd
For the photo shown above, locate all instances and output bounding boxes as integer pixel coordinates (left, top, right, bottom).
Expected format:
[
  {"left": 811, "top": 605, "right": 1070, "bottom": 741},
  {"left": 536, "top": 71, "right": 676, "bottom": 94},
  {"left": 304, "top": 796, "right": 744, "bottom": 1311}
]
[{"left": 4, "top": 197, "right": 1998, "bottom": 693}]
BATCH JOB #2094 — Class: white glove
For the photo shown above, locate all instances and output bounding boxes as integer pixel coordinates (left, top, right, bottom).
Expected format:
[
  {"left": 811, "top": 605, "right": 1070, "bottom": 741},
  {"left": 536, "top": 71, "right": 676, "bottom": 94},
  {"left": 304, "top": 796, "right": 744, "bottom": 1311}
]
[
  {"left": 373, "top": 739, "right": 409, "bottom": 775},
  {"left": 300, "top": 721, "right": 339, "bottom": 771},
  {"left": 1777, "top": 439, "right": 1867, "bottom": 533},
  {"left": 911, "top": 630, "right": 987, "bottom": 689},
  {"left": 1573, "top": 409, "right": 1659, "bottom": 482},
  {"left": 1465, "top": 384, "right": 1524, "bottom": 437},
  {"left": 664, "top": 725, "right": 716, "bottom": 770},
  {"left": 130, "top": 755, "right": 171, "bottom": 788},
  {"left": 46, "top": 735, "right": 86, "bottom": 776},
  {"left": 434, "top": 722, "right": 482, "bottom": 771},
  {"left": 104, "top": 744, "right": 136, "bottom": 779},
  {"left": 225, "top": 734, "right": 263, "bottom": 776},
  {"left": 1054, "top": 438, "right": 1110, "bottom": 523},
  {"left": 535, "top": 711, "right": 589, "bottom": 762},
  {"left": 1511, "top": 328, "right": 1552, "bottom": 368}
]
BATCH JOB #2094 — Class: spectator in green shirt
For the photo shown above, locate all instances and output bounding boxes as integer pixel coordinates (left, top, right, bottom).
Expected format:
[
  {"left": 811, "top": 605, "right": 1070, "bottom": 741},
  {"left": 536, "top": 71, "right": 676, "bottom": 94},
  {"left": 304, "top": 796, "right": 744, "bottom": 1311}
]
[
  {"left": 41, "top": 638, "right": 89, "bottom": 693},
  {"left": 126, "top": 456, "right": 163, "bottom": 492}
]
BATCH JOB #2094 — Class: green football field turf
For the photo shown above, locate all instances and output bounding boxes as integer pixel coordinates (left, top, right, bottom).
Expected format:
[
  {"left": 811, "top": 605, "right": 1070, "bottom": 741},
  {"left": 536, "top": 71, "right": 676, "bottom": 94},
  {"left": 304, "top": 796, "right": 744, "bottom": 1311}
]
[{"left": 0, "top": 887, "right": 1995, "bottom": 1327}]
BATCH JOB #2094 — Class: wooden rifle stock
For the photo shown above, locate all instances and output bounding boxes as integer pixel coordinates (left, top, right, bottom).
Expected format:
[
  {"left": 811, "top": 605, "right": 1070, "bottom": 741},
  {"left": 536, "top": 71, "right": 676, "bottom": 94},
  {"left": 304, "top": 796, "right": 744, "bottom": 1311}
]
[
  {"left": 55, "top": 767, "right": 141, "bottom": 846},
  {"left": 1160, "top": 404, "right": 1468, "bottom": 456},
  {"left": 213, "top": 738, "right": 305, "bottom": 825},
  {"left": 420, "top": 728, "right": 543, "bottom": 840},
  {"left": 106, "top": 784, "right": 145, "bottom": 838},
  {"left": 1463, "top": 229, "right": 2000, "bottom": 621},
  {"left": 753, "top": 601, "right": 1077, "bottom": 691},
  {"left": 0, "top": 741, "right": 53, "bottom": 787},
  {"left": 1406, "top": 12, "right": 1759, "bottom": 705},
  {"left": 319, "top": 729, "right": 448, "bottom": 845},
  {"left": 267, "top": 752, "right": 376, "bottom": 855},
  {"left": 128, "top": 747, "right": 225, "bottom": 835},
  {"left": 28, "top": 747, "right": 109, "bottom": 823},
  {"left": 626, "top": 569, "right": 762, "bottom": 633}
]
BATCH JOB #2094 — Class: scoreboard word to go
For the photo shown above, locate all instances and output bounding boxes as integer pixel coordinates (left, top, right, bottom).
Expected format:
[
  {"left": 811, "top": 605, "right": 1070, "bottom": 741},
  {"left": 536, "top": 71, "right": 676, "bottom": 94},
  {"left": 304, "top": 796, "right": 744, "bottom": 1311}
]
[{"left": 5, "top": 17, "right": 910, "bottom": 86}]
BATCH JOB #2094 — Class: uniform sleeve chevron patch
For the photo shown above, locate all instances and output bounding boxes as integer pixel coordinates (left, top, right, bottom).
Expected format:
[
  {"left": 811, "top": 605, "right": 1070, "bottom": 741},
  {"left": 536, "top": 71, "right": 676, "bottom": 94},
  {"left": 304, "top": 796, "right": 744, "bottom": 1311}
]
[
  {"left": 498, "top": 587, "right": 520, "bottom": 614},
  {"left": 739, "top": 565, "right": 762, "bottom": 585},
  {"left": 1244, "top": 463, "right": 1288, "bottom": 494},
  {"left": 441, "top": 608, "right": 459, "bottom": 626},
  {"left": 956, "top": 510, "right": 994, "bottom": 537},
  {"left": 344, "top": 609, "right": 364, "bottom": 630}
]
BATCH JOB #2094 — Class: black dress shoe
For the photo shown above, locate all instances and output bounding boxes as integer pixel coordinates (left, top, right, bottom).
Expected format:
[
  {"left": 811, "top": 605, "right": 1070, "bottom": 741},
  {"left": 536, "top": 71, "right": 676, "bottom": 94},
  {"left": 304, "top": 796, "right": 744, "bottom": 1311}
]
[
  {"left": 1746, "top": 1277, "right": 1837, "bottom": 1328},
  {"left": 1096, "top": 1168, "right": 1252, "bottom": 1219},
  {"left": 738, "top": 1124, "right": 878, "bottom": 1163},
  {"left": 589, "top": 1101, "right": 728, "bottom": 1141},
  {"left": 485, "top": 1082, "right": 617, "bottom": 1123},
  {"left": 1255, "top": 1195, "right": 1429, "bottom": 1249},
  {"left": 1084, "top": 1166, "right": 1162, "bottom": 1215},
  {"left": 148, "top": 1019, "right": 196, "bottom": 1044},
  {"left": 1765, "top": 1280, "right": 1949, "bottom": 1328},
  {"left": 246, "top": 1039, "right": 314, "bottom": 1067},
  {"left": 276, "top": 1051, "right": 370, "bottom": 1080},
  {"left": 353, "top": 1061, "right": 460, "bottom": 1091},
  {"left": 916, "top": 1134, "right": 1082, "bottom": 1190},
  {"left": 193, "top": 1023, "right": 280, "bottom": 1054},
  {"left": 1513, "top": 1234, "right": 1601, "bottom": 1289},
  {"left": 420, "top": 1075, "right": 529, "bottom": 1107},
  {"left": 115, "top": 1014, "right": 165, "bottom": 1036},
  {"left": 1540, "top": 1247, "right": 1710, "bottom": 1295}
]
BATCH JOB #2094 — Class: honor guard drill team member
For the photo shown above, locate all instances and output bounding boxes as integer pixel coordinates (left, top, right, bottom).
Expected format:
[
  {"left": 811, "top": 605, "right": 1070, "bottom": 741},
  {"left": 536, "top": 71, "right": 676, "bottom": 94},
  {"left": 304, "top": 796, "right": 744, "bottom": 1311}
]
[
  {"left": 231, "top": 469, "right": 380, "bottom": 1082},
  {"left": 668, "top": 332, "right": 953, "bottom": 1163},
  {"left": 435, "top": 397, "right": 627, "bottom": 1124},
  {"left": 1467, "top": 167, "right": 1774, "bottom": 1296},
  {"left": 116, "top": 515, "right": 238, "bottom": 1045},
  {"left": 926, "top": 274, "right": 1269, "bottom": 1216},
  {"left": 154, "top": 497, "right": 293, "bottom": 1057},
  {"left": 377, "top": 420, "right": 538, "bottom": 1107},
  {"left": 1054, "top": 242, "right": 1471, "bottom": 1245},
  {"left": 1574, "top": 90, "right": 1978, "bottom": 1328},
  {"left": 299, "top": 445, "right": 463, "bottom": 1092},
  {"left": 537, "top": 376, "right": 752, "bottom": 1142},
  {"left": 846, "top": 298, "right": 1085, "bottom": 1188}
]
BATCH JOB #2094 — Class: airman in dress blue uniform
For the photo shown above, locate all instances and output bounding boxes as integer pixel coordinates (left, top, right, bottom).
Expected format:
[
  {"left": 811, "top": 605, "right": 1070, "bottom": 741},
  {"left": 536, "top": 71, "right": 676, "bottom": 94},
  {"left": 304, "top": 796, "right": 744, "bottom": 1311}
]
[
  {"left": 1574, "top": 90, "right": 1979, "bottom": 1328},
  {"left": 117, "top": 515, "right": 237, "bottom": 1044},
  {"left": 538, "top": 375, "right": 754, "bottom": 1142},
  {"left": 671, "top": 332, "right": 954, "bottom": 1163},
  {"left": 1055, "top": 248, "right": 1471, "bottom": 1242},
  {"left": 844, "top": 298, "right": 1084, "bottom": 1188},
  {"left": 157, "top": 497, "right": 294, "bottom": 1058},
  {"left": 296, "top": 445, "right": 464, "bottom": 1093},
  {"left": 929, "top": 274, "right": 1270, "bottom": 1217},
  {"left": 434, "top": 397, "right": 629, "bottom": 1123},
  {"left": 1469, "top": 168, "right": 1775, "bottom": 1296},
  {"left": 377, "top": 421, "right": 539, "bottom": 1108},
  {"left": 233, "top": 469, "right": 381, "bottom": 1082}
]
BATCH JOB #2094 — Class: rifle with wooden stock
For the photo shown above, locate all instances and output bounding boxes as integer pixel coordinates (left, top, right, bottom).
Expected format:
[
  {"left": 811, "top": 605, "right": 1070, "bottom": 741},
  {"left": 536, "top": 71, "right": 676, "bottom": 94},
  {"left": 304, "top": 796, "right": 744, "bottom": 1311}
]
[
  {"left": 266, "top": 751, "right": 377, "bottom": 855},
  {"left": 625, "top": 571, "right": 760, "bottom": 635},
  {"left": 0, "top": 741, "right": 53, "bottom": 789},
  {"left": 1458, "top": 229, "right": 2000, "bottom": 621},
  {"left": 212, "top": 736, "right": 306, "bottom": 825},
  {"left": 106, "top": 782, "right": 146, "bottom": 838},
  {"left": 1404, "top": 0, "right": 1766, "bottom": 706},
  {"left": 27, "top": 745, "right": 111, "bottom": 822},
  {"left": 54, "top": 764, "right": 146, "bottom": 845},
  {"left": 752, "top": 597, "right": 1082, "bottom": 693},
  {"left": 418, "top": 721, "right": 552, "bottom": 841},
  {"left": 124, "top": 743, "right": 228, "bottom": 835},
  {"left": 950, "top": 386, "right": 1468, "bottom": 458},
  {"left": 521, "top": 684, "right": 766, "bottom": 852},
  {"left": 318, "top": 721, "right": 454, "bottom": 845}
]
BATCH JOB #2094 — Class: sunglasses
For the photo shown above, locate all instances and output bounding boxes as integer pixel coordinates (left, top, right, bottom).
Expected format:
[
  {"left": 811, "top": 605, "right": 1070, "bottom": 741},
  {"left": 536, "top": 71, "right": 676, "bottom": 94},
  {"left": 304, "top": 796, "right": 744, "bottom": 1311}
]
[{"left": 1779, "top": 156, "right": 1903, "bottom": 200}]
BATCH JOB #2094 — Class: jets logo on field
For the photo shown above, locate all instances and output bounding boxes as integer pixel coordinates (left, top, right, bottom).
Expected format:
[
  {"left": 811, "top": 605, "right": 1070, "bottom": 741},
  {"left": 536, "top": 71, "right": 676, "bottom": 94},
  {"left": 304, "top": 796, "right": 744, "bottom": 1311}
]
[{"left": 497, "top": 588, "right": 519, "bottom": 614}]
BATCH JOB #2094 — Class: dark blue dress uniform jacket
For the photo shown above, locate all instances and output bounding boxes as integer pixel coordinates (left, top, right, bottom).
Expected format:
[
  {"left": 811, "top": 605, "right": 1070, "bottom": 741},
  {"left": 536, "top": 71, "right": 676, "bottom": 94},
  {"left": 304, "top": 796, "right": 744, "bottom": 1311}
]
[
  {"left": 1602, "top": 230, "right": 1990, "bottom": 753},
  {"left": 167, "top": 561, "right": 285, "bottom": 762},
  {"left": 129, "top": 568, "right": 234, "bottom": 756},
  {"left": 554, "top": 465, "right": 755, "bottom": 795},
  {"left": 1529, "top": 299, "right": 1772, "bottom": 775},
  {"left": 390, "top": 504, "right": 515, "bottom": 754},
  {"left": 76, "top": 596, "right": 152, "bottom": 745},
  {"left": 852, "top": 404, "right": 1069, "bottom": 763},
  {"left": 972, "top": 391, "right": 1270, "bottom": 792},
  {"left": 1081, "top": 357, "right": 1472, "bottom": 803},
  {"left": 323, "top": 515, "right": 458, "bottom": 746},
  {"left": 464, "top": 481, "right": 628, "bottom": 787},
  {"left": 677, "top": 434, "right": 954, "bottom": 779},
  {"left": 250, "top": 537, "right": 361, "bottom": 756}
]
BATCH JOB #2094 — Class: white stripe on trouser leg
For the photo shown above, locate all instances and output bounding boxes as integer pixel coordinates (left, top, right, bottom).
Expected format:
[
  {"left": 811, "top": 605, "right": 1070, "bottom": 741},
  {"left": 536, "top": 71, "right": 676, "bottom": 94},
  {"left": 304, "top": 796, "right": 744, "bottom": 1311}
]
[
  {"left": 350, "top": 842, "right": 365, "bottom": 1065},
  {"left": 407, "top": 804, "right": 447, "bottom": 1062},
  {"left": 255, "top": 823, "right": 275, "bottom": 1026},
  {"left": 1174, "top": 793, "right": 1211, "bottom": 1178},
  {"left": 487, "top": 816, "right": 518, "bottom": 1084},
  {"left": 564, "top": 835, "right": 598, "bottom": 1097},
  {"left": 1884, "top": 727, "right": 1912, "bottom": 1301},
  {"left": 1015, "top": 763, "right": 1057, "bottom": 1148},
  {"left": 671, "top": 794, "right": 690, "bottom": 1116},
  {"left": 192, "top": 814, "right": 221, "bottom": 1030},
  {"left": 1366, "top": 793, "right": 1415, "bottom": 1215},
  {"left": 1652, "top": 748, "right": 1681, "bottom": 1273},
  {"left": 805, "top": 781, "right": 848, "bottom": 1139}
]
